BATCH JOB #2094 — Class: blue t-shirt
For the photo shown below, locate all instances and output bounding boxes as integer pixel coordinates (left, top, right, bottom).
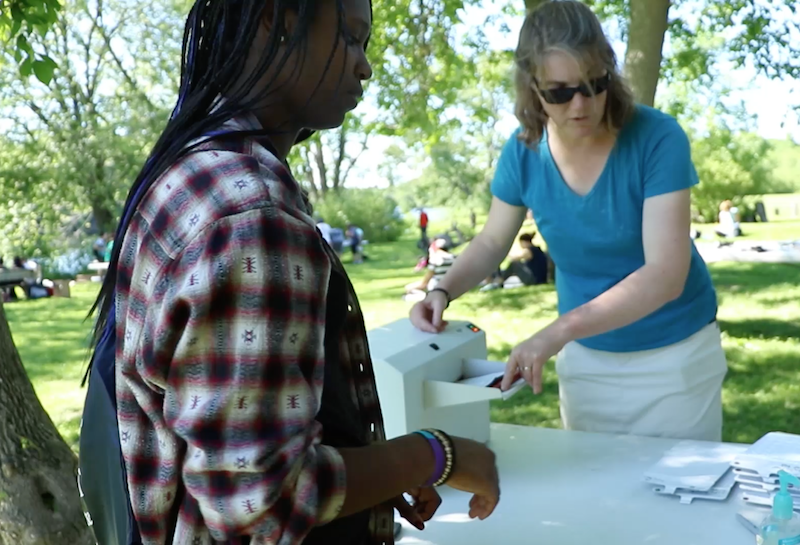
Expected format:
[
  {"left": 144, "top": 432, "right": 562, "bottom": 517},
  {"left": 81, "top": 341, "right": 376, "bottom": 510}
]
[{"left": 491, "top": 105, "right": 717, "bottom": 352}]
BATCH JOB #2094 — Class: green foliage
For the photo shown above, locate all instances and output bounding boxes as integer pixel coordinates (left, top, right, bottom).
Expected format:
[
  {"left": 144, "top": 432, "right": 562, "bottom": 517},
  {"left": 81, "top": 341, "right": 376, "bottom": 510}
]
[
  {"left": 368, "top": 0, "right": 479, "bottom": 143},
  {"left": 394, "top": 138, "right": 493, "bottom": 213},
  {"left": 687, "top": 121, "right": 777, "bottom": 222},
  {"left": 659, "top": 71, "right": 791, "bottom": 223},
  {"left": 586, "top": 0, "right": 800, "bottom": 106},
  {"left": 767, "top": 139, "right": 800, "bottom": 193},
  {"left": 0, "top": 0, "right": 183, "bottom": 255},
  {"left": 290, "top": 0, "right": 488, "bottom": 193},
  {"left": 391, "top": 49, "right": 514, "bottom": 214},
  {"left": 0, "top": 0, "right": 61, "bottom": 84},
  {"left": 0, "top": 136, "right": 71, "bottom": 259},
  {"left": 312, "top": 189, "right": 407, "bottom": 243}
]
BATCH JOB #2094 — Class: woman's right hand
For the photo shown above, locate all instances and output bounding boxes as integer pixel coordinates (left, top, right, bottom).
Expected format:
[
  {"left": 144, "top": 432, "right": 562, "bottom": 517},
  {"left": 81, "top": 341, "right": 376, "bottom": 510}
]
[
  {"left": 409, "top": 291, "right": 448, "bottom": 333},
  {"left": 446, "top": 436, "right": 501, "bottom": 520}
]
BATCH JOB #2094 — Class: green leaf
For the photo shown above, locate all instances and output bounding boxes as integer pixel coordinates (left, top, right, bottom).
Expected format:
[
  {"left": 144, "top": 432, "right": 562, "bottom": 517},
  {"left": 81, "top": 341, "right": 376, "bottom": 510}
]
[
  {"left": 11, "top": 17, "right": 23, "bottom": 37},
  {"left": 16, "top": 34, "right": 31, "bottom": 54},
  {"left": 20, "top": 56, "right": 34, "bottom": 77},
  {"left": 10, "top": 5, "right": 24, "bottom": 23},
  {"left": 33, "top": 57, "right": 56, "bottom": 84}
]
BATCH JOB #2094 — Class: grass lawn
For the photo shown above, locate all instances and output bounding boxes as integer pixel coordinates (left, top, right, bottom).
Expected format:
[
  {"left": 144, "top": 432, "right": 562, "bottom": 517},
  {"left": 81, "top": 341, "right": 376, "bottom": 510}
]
[
  {"left": 6, "top": 220, "right": 800, "bottom": 452},
  {"left": 692, "top": 220, "right": 800, "bottom": 242}
]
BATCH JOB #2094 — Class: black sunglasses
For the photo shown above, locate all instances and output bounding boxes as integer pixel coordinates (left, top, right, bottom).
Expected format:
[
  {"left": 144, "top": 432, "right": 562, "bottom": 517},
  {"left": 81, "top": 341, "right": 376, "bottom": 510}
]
[{"left": 533, "top": 73, "right": 611, "bottom": 105}]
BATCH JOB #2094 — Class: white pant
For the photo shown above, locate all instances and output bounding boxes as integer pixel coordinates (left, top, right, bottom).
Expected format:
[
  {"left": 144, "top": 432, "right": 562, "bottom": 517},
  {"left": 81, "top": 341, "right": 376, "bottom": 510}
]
[{"left": 555, "top": 322, "right": 728, "bottom": 441}]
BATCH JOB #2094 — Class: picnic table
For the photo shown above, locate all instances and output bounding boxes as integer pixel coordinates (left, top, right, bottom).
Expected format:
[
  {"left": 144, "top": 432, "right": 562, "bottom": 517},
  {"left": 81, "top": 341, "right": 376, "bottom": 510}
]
[
  {"left": 397, "top": 425, "right": 761, "bottom": 545},
  {"left": 87, "top": 261, "right": 110, "bottom": 273},
  {"left": 0, "top": 268, "right": 35, "bottom": 288}
]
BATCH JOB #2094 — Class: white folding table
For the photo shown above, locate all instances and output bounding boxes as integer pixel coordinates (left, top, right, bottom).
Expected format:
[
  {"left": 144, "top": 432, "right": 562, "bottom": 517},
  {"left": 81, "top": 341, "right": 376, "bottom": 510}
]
[{"left": 398, "top": 424, "right": 763, "bottom": 545}]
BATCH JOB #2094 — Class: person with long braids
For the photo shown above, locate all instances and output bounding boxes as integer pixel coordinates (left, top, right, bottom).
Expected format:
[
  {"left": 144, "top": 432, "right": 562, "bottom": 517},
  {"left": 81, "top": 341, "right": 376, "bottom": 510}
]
[{"left": 80, "top": 1, "right": 499, "bottom": 544}]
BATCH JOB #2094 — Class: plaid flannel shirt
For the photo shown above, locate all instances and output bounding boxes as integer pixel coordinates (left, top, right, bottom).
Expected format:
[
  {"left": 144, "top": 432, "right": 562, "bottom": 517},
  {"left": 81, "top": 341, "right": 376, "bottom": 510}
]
[{"left": 115, "top": 114, "right": 394, "bottom": 545}]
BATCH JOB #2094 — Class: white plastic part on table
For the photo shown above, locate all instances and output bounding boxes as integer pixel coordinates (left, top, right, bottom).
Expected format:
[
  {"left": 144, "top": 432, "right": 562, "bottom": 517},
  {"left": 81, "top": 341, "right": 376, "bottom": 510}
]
[
  {"left": 368, "top": 319, "right": 522, "bottom": 444},
  {"left": 397, "top": 424, "right": 764, "bottom": 545},
  {"left": 643, "top": 440, "right": 748, "bottom": 493}
]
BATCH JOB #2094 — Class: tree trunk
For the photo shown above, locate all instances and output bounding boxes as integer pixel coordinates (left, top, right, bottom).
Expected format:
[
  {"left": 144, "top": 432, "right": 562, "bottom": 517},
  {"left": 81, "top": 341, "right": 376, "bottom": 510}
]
[
  {"left": 624, "top": 0, "right": 671, "bottom": 106},
  {"left": 0, "top": 302, "right": 95, "bottom": 545},
  {"left": 90, "top": 200, "right": 115, "bottom": 235},
  {"left": 333, "top": 128, "right": 346, "bottom": 192},
  {"left": 313, "top": 138, "right": 328, "bottom": 195}
]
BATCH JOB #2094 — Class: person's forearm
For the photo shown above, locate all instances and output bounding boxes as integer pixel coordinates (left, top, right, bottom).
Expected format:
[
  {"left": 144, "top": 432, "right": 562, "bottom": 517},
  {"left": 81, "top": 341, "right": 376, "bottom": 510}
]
[
  {"left": 436, "top": 234, "right": 510, "bottom": 300},
  {"left": 554, "top": 263, "right": 685, "bottom": 343},
  {"left": 337, "top": 433, "right": 434, "bottom": 518}
]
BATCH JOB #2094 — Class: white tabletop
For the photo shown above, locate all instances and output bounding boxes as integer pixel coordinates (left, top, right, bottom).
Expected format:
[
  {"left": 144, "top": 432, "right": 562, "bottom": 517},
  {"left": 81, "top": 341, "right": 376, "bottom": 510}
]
[{"left": 398, "top": 424, "right": 765, "bottom": 545}]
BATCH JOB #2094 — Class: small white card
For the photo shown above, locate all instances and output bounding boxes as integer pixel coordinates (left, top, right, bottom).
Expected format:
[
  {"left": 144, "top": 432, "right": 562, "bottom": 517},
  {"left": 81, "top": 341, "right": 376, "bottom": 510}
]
[{"left": 457, "top": 359, "right": 527, "bottom": 401}]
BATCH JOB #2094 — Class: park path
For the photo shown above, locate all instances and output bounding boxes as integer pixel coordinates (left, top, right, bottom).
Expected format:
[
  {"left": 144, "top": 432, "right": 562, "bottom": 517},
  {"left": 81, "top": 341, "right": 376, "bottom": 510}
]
[{"left": 696, "top": 240, "right": 800, "bottom": 264}]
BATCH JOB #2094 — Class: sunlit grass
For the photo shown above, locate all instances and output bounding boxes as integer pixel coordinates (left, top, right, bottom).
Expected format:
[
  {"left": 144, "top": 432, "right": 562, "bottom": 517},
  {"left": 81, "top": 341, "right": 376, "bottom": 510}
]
[{"left": 6, "top": 221, "right": 800, "bottom": 452}]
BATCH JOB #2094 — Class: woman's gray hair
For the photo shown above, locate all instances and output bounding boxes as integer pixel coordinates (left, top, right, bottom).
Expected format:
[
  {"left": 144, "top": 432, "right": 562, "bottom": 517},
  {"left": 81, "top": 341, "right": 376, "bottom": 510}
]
[{"left": 513, "top": 0, "right": 636, "bottom": 148}]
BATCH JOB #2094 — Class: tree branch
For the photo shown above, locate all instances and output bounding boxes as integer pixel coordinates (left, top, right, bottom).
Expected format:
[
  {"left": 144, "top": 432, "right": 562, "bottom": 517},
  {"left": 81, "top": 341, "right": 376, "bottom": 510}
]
[
  {"left": 57, "top": 17, "right": 84, "bottom": 125},
  {"left": 313, "top": 137, "right": 329, "bottom": 194},
  {"left": 96, "top": 18, "right": 157, "bottom": 112},
  {"left": 37, "top": 37, "right": 72, "bottom": 116},
  {"left": 339, "top": 132, "right": 369, "bottom": 189},
  {"left": 26, "top": 99, "right": 65, "bottom": 142},
  {"left": 333, "top": 127, "right": 346, "bottom": 189}
]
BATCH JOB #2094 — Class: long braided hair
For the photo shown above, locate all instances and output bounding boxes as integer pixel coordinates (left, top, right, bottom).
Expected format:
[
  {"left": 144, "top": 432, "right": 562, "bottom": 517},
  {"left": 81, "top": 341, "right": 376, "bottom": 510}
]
[{"left": 84, "top": 0, "right": 371, "bottom": 384}]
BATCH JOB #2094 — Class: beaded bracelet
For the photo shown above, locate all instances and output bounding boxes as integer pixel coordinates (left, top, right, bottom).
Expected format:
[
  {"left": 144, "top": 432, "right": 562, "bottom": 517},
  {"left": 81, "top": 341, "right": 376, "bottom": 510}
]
[
  {"left": 414, "top": 430, "right": 447, "bottom": 487},
  {"left": 425, "top": 429, "right": 455, "bottom": 487},
  {"left": 414, "top": 429, "right": 455, "bottom": 487}
]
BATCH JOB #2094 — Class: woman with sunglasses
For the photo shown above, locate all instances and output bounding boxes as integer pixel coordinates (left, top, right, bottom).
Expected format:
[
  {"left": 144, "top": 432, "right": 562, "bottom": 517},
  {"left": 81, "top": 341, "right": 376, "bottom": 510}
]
[{"left": 410, "top": 1, "right": 726, "bottom": 442}]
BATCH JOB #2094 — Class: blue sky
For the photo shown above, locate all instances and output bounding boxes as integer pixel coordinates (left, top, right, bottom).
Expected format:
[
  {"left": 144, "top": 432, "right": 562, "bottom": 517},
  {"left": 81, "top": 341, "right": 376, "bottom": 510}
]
[{"left": 349, "top": 0, "right": 800, "bottom": 188}]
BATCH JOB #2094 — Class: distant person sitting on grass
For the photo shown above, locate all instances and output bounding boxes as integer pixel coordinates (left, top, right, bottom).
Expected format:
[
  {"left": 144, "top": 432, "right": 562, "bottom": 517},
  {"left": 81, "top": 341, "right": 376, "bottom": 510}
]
[
  {"left": 480, "top": 233, "right": 548, "bottom": 291},
  {"left": 406, "top": 237, "right": 455, "bottom": 294},
  {"left": 715, "top": 200, "right": 742, "bottom": 241}
]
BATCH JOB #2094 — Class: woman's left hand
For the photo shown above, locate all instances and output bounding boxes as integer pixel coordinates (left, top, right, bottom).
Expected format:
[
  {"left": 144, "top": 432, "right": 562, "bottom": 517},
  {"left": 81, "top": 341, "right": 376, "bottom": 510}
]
[
  {"left": 392, "top": 487, "right": 442, "bottom": 530},
  {"left": 501, "top": 324, "right": 570, "bottom": 394}
]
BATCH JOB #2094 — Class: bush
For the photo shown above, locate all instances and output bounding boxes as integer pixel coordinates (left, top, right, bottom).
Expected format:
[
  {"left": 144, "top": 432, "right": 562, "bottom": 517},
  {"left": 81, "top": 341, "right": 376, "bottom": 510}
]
[{"left": 312, "top": 189, "right": 407, "bottom": 243}]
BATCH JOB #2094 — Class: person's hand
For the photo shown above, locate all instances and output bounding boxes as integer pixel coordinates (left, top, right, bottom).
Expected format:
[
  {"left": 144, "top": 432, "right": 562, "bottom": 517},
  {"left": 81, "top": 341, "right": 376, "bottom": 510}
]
[
  {"left": 500, "top": 323, "right": 570, "bottom": 394},
  {"left": 409, "top": 291, "right": 449, "bottom": 333},
  {"left": 446, "top": 437, "right": 500, "bottom": 520},
  {"left": 392, "top": 487, "right": 442, "bottom": 530}
]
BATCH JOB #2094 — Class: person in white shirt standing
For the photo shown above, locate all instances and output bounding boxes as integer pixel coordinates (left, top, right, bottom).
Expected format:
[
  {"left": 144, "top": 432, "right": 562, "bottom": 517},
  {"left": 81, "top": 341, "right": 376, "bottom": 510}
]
[{"left": 316, "top": 217, "right": 333, "bottom": 246}]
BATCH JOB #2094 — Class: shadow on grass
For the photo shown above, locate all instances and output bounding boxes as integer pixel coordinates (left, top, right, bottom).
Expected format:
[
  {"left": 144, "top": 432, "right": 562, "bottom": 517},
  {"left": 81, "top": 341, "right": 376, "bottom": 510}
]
[
  {"left": 720, "top": 319, "right": 800, "bottom": 342},
  {"left": 756, "top": 295, "right": 800, "bottom": 309},
  {"left": 710, "top": 262, "right": 800, "bottom": 295},
  {"left": 459, "top": 285, "right": 558, "bottom": 314},
  {"left": 722, "top": 344, "right": 800, "bottom": 443},
  {"left": 725, "top": 345, "right": 800, "bottom": 393}
]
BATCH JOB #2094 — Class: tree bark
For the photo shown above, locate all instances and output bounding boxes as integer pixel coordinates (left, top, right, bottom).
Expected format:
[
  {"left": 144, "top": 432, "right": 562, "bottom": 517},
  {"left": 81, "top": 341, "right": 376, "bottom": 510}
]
[
  {"left": 333, "top": 128, "right": 346, "bottom": 192},
  {"left": 0, "top": 302, "right": 94, "bottom": 545},
  {"left": 624, "top": 0, "right": 671, "bottom": 106},
  {"left": 313, "top": 138, "right": 328, "bottom": 195},
  {"left": 90, "top": 200, "right": 115, "bottom": 235}
]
